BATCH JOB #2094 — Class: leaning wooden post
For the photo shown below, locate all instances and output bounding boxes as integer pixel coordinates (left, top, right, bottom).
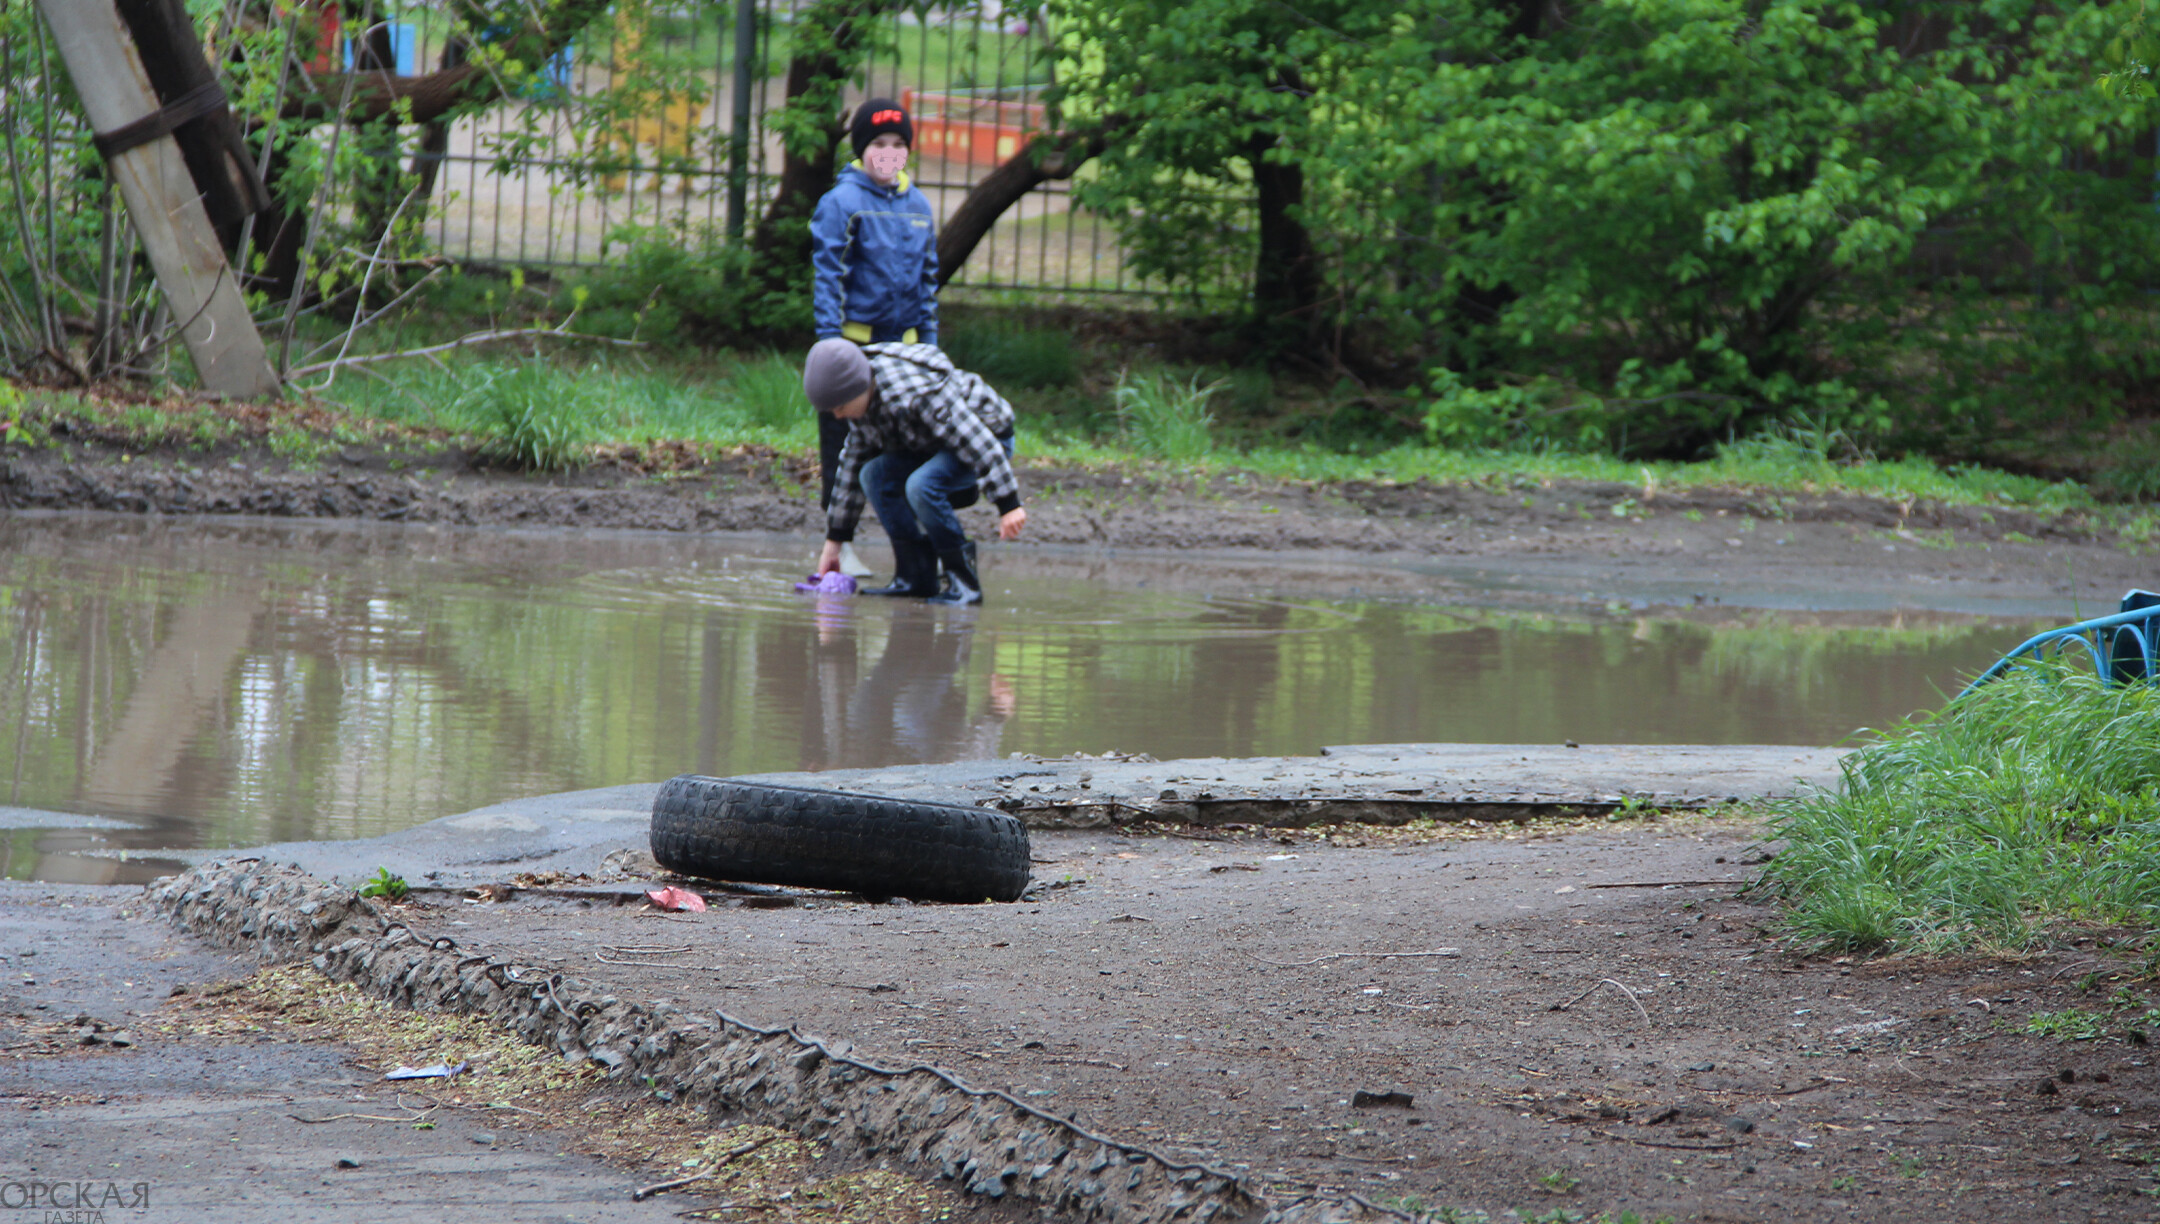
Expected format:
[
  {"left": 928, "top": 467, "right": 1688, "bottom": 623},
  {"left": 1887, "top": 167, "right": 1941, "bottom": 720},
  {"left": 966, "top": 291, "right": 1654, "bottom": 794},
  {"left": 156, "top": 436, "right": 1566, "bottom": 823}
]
[{"left": 35, "top": 0, "right": 280, "bottom": 398}]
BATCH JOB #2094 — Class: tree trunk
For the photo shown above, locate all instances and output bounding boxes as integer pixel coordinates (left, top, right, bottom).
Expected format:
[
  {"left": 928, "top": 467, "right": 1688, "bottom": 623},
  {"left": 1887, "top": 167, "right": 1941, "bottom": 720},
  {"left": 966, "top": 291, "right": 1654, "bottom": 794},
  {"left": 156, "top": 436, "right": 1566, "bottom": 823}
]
[
  {"left": 747, "top": 51, "right": 845, "bottom": 286},
  {"left": 112, "top": 0, "right": 269, "bottom": 251},
  {"left": 746, "top": 0, "right": 890, "bottom": 303},
  {"left": 936, "top": 119, "right": 1122, "bottom": 285},
  {"left": 1248, "top": 130, "right": 1322, "bottom": 351},
  {"left": 347, "top": 19, "right": 405, "bottom": 283},
  {"left": 283, "top": 61, "right": 488, "bottom": 124},
  {"left": 282, "top": 0, "right": 612, "bottom": 123},
  {"left": 406, "top": 39, "right": 467, "bottom": 232},
  {"left": 247, "top": 154, "right": 310, "bottom": 302}
]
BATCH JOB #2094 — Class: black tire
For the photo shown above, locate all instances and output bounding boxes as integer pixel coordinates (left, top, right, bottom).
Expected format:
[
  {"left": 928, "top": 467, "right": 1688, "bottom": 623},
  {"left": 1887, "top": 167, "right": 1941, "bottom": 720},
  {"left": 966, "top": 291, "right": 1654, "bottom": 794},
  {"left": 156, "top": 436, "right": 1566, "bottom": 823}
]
[{"left": 649, "top": 775, "right": 1031, "bottom": 904}]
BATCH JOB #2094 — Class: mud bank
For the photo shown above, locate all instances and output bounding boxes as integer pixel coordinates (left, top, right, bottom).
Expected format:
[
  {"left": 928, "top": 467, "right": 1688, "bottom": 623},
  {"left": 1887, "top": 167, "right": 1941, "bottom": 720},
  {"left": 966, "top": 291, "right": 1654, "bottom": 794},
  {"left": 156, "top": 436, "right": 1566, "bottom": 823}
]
[
  {"left": 122, "top": 807, "right": 2160, "bottom": 1224},
  {"left": 2, "top": 441, "right": 2152, "bottom": 616},
  {"left": 147, "top": 859, "right": 1362, "bottom": 1224}
]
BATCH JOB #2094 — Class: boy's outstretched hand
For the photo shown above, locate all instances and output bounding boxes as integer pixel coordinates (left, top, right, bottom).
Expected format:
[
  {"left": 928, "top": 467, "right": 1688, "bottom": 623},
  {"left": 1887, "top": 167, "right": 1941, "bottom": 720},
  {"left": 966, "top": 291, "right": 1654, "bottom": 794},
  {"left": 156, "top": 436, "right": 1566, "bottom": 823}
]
[
  {"left": 998, "top": 507, "right": 1027, "bottom": 541},
  {"left": 816, "top": 540, "right": 844, "bottom": 575}
]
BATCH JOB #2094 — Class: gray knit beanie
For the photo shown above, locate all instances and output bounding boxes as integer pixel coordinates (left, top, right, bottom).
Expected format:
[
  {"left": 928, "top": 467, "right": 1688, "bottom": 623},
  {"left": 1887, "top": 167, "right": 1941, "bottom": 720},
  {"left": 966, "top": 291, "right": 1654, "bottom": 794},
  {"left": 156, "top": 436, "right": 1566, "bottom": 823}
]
[{"left": 803, "top": 338, "right": 872, "bottom": 413}]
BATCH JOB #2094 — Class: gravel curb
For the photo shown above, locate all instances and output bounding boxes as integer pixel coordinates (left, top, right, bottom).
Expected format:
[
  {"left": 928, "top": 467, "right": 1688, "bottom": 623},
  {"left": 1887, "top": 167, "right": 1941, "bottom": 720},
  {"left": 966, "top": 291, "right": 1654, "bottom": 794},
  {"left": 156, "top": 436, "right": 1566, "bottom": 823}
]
[{"left": 148, "top": 860, "right": 1406, "bottom": 1224}]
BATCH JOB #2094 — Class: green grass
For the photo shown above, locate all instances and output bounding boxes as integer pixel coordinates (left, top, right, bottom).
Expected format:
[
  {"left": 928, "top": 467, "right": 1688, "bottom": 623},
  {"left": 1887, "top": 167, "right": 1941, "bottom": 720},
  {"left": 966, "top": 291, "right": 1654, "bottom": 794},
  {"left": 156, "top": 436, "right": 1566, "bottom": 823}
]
[
  {"left": 321, "top": 350, "right": 816, "bottom": 458},
  {"left": 1113, "top": 369, "right": 1219, "bottom": 461},
  {"left": 289, "top": 291, "right": 2119, "bottom": 517},
  {"left": 1763, "top": 665, "right": 2160, "bottom": 954},
  {"left": 941, "top": 319, "right": 1077, "bottom": 390},
  {"left": 2026, "top": 1008, "right": 2109, "bottom": 1040}
]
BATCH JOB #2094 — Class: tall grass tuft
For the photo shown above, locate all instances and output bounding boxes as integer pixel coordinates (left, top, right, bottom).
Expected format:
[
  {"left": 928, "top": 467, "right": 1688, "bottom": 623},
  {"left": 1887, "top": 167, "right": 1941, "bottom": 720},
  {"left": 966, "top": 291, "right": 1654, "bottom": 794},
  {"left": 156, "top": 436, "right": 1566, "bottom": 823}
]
[
  {"left": 1765, "top": 664, "right": 2160, "bottom": 953},
  {"left": 942, "top": 321, "right": 1078, "bottom": 389},
  {"left": 460, "top": 361, "right": 607, "bottom": 471},
  {"left": 726, "top": 351, "right": 808, "bottom": 429},
  {"left": 1114, "top": 370, "right": 1220, "bottom": 462}
]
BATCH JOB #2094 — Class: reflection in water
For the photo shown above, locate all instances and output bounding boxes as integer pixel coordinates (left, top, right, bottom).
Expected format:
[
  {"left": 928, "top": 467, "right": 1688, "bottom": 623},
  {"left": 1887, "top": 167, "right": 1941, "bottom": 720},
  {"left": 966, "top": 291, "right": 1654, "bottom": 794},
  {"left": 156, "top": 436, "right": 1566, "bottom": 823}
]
[{"left": 0, "top": 516, "right": 2043, "bottom": 878}]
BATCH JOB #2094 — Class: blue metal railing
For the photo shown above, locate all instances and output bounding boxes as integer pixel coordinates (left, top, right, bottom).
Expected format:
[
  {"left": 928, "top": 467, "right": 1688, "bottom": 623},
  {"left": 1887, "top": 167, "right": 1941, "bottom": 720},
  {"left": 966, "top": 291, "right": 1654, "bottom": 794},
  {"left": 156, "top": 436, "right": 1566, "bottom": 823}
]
[{"left": 1958, "top": 589, "right": 2160, "bottom": 699}]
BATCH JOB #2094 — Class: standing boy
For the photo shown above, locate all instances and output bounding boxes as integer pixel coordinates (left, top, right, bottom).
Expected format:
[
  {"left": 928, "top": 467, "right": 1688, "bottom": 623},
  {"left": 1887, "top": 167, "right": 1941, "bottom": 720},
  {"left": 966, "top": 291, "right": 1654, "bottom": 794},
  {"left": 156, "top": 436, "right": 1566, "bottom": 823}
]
[
  {"left": 803, "top": 339, "right": 1025, "bottom": 606},
  {"left": 810, "top": 98, "right": 939, "bottom": 579}
]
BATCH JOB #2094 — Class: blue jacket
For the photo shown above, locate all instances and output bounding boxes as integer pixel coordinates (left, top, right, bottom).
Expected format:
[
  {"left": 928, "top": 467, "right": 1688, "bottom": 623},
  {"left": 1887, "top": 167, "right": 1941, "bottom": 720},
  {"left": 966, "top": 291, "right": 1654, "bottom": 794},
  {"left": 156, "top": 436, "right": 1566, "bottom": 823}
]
[{"left": 810, "top": 164, "right": 939, "bottom": 346}]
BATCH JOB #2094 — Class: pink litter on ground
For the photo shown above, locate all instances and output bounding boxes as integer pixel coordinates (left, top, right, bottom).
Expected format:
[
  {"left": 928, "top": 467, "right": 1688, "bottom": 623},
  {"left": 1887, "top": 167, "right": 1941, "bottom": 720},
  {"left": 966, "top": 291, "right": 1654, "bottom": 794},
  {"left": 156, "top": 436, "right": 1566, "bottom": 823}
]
[
  {"left": 793, "top": 572, "right": 857, "bottom": 595},
  {"left": 646, "top": 886, "right": 707, "bottom": 912}
]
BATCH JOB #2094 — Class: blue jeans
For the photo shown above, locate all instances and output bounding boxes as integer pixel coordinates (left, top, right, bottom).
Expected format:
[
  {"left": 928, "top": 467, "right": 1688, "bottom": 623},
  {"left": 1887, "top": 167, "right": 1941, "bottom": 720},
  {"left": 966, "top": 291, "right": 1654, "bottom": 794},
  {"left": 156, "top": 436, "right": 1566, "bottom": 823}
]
[{"left": 860, "top": 436, "right": 1015, "bottom": 555}]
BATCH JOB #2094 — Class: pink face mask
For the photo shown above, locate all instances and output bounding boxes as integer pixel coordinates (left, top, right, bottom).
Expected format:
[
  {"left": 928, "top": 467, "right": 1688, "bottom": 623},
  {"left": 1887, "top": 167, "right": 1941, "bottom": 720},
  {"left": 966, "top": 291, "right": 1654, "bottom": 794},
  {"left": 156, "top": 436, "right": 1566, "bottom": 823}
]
[{"left": 865, "top": 146, "right": 908, "bottom": 182}]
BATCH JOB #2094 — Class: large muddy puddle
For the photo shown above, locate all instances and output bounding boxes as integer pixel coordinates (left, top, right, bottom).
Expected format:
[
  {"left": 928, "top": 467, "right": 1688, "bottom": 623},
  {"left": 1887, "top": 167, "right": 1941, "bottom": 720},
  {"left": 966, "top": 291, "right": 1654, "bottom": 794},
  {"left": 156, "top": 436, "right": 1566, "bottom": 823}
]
[{"left": 2, "top": 516, "right": 2051, "bottom": 881}]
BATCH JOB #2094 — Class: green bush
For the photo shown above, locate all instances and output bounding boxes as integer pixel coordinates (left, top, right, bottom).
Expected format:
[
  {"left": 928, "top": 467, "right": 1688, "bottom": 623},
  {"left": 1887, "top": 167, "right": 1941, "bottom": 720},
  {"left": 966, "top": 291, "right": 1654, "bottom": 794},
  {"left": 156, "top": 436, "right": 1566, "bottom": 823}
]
[
  {"left": 566, "top": 222, "right": 810, "bottom": 347},
  {"left": 1057, "top": 0, "right": 2160, "bottom": 459},
  {"left": 1765, "top": 665, "right": 2160, "bottom": 953}
]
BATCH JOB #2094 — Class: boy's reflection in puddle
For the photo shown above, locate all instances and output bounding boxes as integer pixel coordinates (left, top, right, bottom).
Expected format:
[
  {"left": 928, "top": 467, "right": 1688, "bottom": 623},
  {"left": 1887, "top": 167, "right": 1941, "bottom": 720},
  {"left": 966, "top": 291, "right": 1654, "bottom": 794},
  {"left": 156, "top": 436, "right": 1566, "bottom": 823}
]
[{"left": 803, "top": 597, "right": 1014, "bottom": 769}]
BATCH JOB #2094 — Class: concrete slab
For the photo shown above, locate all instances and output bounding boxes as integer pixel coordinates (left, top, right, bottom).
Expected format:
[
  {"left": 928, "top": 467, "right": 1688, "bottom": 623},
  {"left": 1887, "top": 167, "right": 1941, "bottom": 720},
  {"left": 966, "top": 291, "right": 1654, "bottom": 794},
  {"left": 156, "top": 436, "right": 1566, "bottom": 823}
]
[
  {"left": 144, "top": 744, "right": 1843, "bottom": 889},
  {"left": 731, "top": 742, "right": 1847, "bottom": 829}
]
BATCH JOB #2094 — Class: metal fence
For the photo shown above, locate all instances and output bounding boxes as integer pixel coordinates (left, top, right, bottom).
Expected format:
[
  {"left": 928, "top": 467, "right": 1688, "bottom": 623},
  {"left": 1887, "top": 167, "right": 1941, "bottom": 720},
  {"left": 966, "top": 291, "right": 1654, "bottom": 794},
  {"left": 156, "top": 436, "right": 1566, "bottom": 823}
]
[{"left": 363, "top": 1, "right": 1187, "bottom": 296}]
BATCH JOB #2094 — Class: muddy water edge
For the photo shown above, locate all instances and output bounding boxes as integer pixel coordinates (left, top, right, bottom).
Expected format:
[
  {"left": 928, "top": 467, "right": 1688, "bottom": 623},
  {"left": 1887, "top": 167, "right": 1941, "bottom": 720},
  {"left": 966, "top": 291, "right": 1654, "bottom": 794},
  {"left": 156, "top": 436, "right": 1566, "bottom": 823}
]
[{"left": 0, "top": 513, "right": 2059, "bottom": 883}]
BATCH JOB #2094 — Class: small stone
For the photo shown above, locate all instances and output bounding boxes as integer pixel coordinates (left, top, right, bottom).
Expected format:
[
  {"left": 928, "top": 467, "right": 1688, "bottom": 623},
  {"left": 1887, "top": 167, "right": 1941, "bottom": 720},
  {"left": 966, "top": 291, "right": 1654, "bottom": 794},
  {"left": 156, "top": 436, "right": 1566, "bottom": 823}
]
[
  {"left": 1725, "top": 1116, "right": 1755, "bottom": 1134},
  {"left": 336, "top": 1157, "right": 361, "bottom": 1170},
  {"left": 471, "top": 1132, "right": 495, "bottom": 1146}
]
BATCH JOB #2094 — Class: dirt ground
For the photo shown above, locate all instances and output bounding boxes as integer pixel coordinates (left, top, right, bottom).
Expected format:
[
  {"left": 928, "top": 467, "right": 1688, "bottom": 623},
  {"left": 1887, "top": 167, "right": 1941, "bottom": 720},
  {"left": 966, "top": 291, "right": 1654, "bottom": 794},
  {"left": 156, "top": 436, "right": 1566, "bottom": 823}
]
[
  {"left": 1, "top": 425, "right": 2154, "bottom": 612},
  {"left": 7, "top": 432, "right": 2160, "bottom": 1222},
  {"left": 0, "top": 881, "right": 1023, "bottom": 1224},
  {"left": 17, "top": 816, "right": 2158, "bottom": 1223},
  {"left": 405, "top": 818, "right": 2160, "bottom": 1224}
]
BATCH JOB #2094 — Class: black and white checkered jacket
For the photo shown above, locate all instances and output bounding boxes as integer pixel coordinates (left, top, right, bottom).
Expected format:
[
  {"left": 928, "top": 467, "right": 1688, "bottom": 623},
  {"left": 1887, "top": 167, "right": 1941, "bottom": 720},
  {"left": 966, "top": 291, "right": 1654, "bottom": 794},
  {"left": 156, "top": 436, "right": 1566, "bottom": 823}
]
[{"left": 824, "top": 343, "right": 1021, "bottom": 543}]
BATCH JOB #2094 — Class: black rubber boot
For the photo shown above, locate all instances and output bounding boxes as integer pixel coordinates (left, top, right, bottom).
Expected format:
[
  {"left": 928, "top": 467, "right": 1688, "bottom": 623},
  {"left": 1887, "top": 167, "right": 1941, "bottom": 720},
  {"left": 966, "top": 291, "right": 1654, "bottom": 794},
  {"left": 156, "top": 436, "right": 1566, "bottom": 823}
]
[
  {"left": 926, "top": 541, "right": 982, "bottom": 606},
  {"left": 862, "top": 537, "right": 938, "bottom": 597}
]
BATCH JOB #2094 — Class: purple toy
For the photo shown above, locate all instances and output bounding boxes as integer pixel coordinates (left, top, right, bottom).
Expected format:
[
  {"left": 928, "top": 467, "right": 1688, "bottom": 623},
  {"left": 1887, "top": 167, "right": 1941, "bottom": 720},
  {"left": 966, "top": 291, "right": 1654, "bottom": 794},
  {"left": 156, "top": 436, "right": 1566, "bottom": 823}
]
[{"left": 793, "top": 572, "right": 858, "bottom": 595}]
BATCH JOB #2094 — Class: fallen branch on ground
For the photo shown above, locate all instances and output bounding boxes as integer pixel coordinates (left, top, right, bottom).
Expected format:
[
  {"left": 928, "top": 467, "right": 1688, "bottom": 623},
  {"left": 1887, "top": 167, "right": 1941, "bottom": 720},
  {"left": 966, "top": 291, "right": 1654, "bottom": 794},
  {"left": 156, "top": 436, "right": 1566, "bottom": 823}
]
[
  {"left": 629, "top": 1131, "right": 784, "bottom": 1201},
  {"left": 1592, "top": 1129, "right": 1737, "bottom": 1151},
  {"left": 289, "top": 1106, "right": 433, "bottom": 1124},
  {"left": 1585, "top": 879, "right": 1744, "bottom": 889},
  {"left": 1551, "top": 978, "right": 1653, "bottom": 1025},
  {"left": 1245, "top": 948, "right": 1460, "bottom": 967}
]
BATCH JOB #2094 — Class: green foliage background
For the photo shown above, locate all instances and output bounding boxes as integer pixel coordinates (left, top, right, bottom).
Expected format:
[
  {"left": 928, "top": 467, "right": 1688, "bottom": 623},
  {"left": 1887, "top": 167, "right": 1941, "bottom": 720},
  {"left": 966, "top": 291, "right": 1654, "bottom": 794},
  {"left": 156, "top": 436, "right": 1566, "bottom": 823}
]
[
  {"left": 4, "top": 0, "right": 2160, "bottom": 471},
  {"left": 1046, "top": 0, "right": 2160, "bottom": 459}
]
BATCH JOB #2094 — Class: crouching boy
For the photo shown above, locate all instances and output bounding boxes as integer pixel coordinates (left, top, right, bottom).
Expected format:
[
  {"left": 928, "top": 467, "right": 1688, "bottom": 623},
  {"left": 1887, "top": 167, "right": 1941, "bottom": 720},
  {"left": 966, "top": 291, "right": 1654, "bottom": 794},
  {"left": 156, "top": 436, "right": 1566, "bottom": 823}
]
[{"left": 805, "top": 338, "right": 1027, "bottom": 605}]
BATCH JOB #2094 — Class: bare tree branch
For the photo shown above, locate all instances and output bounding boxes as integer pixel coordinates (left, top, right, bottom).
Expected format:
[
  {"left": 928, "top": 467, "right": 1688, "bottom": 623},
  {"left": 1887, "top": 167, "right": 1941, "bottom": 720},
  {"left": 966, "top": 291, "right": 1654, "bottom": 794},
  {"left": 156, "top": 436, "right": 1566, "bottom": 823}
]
[
  {"left": 938, "top": 117, "right": 1126, "bottom": 285},
  {"left": 285, "top": 326, "right": 645, "bottom": 382}
]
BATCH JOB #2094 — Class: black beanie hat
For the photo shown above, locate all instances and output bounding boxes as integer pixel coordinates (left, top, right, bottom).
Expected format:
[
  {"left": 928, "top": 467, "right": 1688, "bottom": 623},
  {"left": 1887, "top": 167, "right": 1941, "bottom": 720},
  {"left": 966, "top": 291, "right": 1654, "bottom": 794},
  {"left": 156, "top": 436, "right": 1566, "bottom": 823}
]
[{"left": 850, "top": 98, "right": 913, "bottom": 160}]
